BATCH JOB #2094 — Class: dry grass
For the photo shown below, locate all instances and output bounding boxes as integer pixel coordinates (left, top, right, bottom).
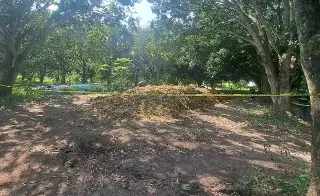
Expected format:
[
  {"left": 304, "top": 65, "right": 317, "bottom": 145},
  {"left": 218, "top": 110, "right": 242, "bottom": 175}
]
[
  {"left": 125, "top": 85, "right": 213, "bottom": 95},
  {"left": 87, "top": 86, "right": 219, "bottom": 123}
]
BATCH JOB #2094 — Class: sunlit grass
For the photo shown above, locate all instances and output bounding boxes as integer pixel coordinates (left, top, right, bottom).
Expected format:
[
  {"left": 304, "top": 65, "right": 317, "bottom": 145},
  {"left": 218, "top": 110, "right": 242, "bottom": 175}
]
[
  {"left": 240, "top": 106, "right": 308, "bottom": 133},
  {"left": 233, "top": 162, "right": 310, "bottom": 196},
  {"left": 0, "top": 87, "right": 47, "bottom": 106}
]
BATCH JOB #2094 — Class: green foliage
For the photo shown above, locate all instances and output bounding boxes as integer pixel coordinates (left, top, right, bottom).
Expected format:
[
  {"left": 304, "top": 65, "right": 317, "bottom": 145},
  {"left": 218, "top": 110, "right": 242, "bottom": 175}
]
[
  {"left": 233, "top": 167, "right": 310, "bottom": 196},
  {"left": 0, "top": 87, "right": 46, "bottom": 106},
  {"left": 3, "top": 0, "right": 304, "bottom": 97},
  {"left": 159, "top": 74, "right": 179, "bottom": 85},
  {"left": 111, "top": 58, "right": 133, "bottom": 91},
  {"left": 98, "top": 64, "right": 111, "bottom": 81},
  {"left": 214, "top": 81, "right": 250, "bottom": 91}
]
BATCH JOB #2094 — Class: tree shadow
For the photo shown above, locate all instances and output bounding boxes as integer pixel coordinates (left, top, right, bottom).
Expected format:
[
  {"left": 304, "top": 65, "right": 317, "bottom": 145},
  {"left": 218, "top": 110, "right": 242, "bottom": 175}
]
[
  {"left": 0, "top": 96, "right": 310, "bottom": 196},
  {"left": 195, "top": 99, "right": 311, "bottom": 154}
]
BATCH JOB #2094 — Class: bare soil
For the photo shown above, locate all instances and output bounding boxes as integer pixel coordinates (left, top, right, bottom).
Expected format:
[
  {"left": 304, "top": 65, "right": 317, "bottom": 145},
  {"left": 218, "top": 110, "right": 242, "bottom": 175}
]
[{"left": 0, "top": 94, "right": 311, "bottom": 196}]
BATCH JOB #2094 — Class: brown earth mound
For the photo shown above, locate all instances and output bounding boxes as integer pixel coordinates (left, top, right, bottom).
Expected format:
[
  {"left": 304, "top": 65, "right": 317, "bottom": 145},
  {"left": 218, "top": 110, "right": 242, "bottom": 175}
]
[
  {"left": 86, "top": 86, "right": 219, "bottom": 124},
  {"left": 125, "top": 85, "right": 213, "bottom": 95}
]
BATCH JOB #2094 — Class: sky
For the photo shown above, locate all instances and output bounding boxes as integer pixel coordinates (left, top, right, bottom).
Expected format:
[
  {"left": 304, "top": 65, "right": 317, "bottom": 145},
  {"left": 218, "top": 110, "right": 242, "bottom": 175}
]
[
  {"left": 48, "top": 0, "right": 156, "bottom": 27},
  {"left": 132, "top": 0, "right": 156, "bottom": 26}
]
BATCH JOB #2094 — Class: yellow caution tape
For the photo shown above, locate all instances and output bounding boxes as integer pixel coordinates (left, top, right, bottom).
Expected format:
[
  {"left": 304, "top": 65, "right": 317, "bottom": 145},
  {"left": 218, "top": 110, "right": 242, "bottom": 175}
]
[
  {"left": 292, "top": 102, "right": 311, "bottom": 107},
  {"left": 1, "top": 84, "right": 319, "bottom": 97},
  {"left": 30, "top": 91, "right": 319, "bottom": 97}
]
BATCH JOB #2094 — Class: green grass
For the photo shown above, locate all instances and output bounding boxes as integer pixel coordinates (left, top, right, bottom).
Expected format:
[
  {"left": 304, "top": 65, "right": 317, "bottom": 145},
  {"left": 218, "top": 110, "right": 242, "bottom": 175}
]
[
  {"left": 0, "top": 87, "right": 90, "bottom": 107},
  {"left": 241, "top": 107, "right": 307, "bottom": 133},
  {"left": 231, "top": 105, "right": 310, "bottom": 196},
  {"left": 232, "top": 163, "right": 310, "bottom": 196},
  {"left": 0, "top": 86, "right": 113, "bottom": 107},
  {"left": 0, "top": 87, "right": 47, "bottom": 106}
]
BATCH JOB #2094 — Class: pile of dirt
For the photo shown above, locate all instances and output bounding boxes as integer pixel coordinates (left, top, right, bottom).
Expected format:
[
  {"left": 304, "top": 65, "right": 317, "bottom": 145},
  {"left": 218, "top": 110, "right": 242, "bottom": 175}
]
[
  {"left": 86, "top": 86, "right": 218, "bottom": 124},
  {"left": 125, "top": 85, "right": 213, "bottom": 95}
]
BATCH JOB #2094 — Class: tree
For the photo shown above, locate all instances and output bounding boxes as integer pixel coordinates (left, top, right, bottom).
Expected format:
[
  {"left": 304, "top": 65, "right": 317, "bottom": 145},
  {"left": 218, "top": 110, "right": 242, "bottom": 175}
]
[
  {"left": 148, "top": 37, "right": 168, "bottom": 84},
  {"left": 175, "top": 35, "right": 210, "bottom": 86},
  {"left": 24, "top": 43, "right": 54, "bottom": 84},
  {"left": 0, "top": 0, "right": 97, "bottom": 95},
  {"left": 148, "top": 0, "right": 299, "bottom": 111},
  {"left": 0, "top": 0, "right": 136, "bottom": 95},
  {"left": 217, "top": 0, "right": 298, "bottom": 111},
  {"left": 72, "top": 25, "right": 111, "bottom": 83},
  {"left": 294, "top": 1, "right": 320, "bottom": 195},
  {"left": 112, "top": 58, "right": 133, "bottom": 91},
  {"left": 205, "top": 34, "right": 262, "bottom": 90},
  {"left": 132, "top": 28, "right": 152, "bottom": 83}
]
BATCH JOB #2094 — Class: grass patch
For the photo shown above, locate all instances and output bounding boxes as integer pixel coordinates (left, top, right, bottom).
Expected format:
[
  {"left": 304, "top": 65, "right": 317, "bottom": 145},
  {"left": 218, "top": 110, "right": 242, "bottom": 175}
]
[
  {"left": 242, "top": 107, "right": 308, "bottom": 133},
  {"left": 233, "top": 163, "right": 310, "bottom": 196},
  {"left": 0, "top": 87, "right": 48, "bottom": 106},
  {"left": 0, "top": 87, "right": 111, "bottom": 107}
]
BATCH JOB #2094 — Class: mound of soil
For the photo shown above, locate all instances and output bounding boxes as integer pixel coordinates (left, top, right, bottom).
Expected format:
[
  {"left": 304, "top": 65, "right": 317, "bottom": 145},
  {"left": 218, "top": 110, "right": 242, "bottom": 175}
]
[
  {"left": 86, "top": 86, "right": 218, "bottom": 124},
  {"left": 125, "top": 85, "right": 213, "bottom": 95}
]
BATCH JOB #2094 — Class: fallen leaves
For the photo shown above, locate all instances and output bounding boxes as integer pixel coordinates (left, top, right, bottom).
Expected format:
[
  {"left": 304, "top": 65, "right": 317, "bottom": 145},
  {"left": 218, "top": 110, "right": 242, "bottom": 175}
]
[{"left": 85, "top": 85, "right": 219, "bottom": 125}]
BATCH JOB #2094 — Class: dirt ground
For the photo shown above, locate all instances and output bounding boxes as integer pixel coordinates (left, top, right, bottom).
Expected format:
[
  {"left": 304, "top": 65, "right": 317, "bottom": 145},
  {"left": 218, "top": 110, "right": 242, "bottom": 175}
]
[{"left": 0, "top": 95, "right": 311, "bottom": 196}]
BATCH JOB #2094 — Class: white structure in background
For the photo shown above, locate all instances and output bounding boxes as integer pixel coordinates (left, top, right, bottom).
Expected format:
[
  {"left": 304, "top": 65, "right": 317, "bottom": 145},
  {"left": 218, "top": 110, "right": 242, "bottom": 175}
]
[
  {"left": 53, "top": 85, "right": 70, "bottom": 90},
  {"left": 248, "top": 81, "right": 257, "bottom": 88}
]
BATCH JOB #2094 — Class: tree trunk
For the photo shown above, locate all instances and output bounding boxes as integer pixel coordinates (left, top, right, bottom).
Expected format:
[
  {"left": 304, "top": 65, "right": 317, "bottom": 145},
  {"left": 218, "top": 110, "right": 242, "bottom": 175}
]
[
  {"left": 0, "top": 68, "right": 16, "bottom": 96},
  {"left": 21, "top": 72, "right": 26, "bottom": 81},
  {"left": 39, "top": 68, "right": 46, "bottom": 84},
  {"left": 39, "top": 75, "right": 45, "bottom": 84},
  {"left": 259, "top": 50, "right": 281, "bottom": 110},
  {"left": 294, "top": 1, "right": 320, "bottom": 195},
  {"left": 134, "top": 69, "right": 139, "bottom": 86},
  {"left": 61, "top": 69, "right": 67, "bottom": 84},
  {"left": 106, "top": 72, "right": 111, "bottom": 88},
  {"left": 0, "top": 55, "right": 20, "bottom": 96},
  {"left": 81, "top": 62, "right": 87, "bottom": 83},
  {"left": 257, "top": 46, "right": 291, "bottom": 112},
  {"left": 210, "top": 82, "right": 214, "bottom": 90},
  {"left": 257, "top": 70, "right": 271, "bottom": 94},
  {"left": 279, "top": 53, "right": 292, "bottom": 111},
  {"left": 156, "top": 66, "right": 160, "bottom": 85},
  {"left": 196, "top": 80, "right": 203, "bottom": 87},
  {"left": 55, "top": 74, "right": 60, "bottom": 83}
]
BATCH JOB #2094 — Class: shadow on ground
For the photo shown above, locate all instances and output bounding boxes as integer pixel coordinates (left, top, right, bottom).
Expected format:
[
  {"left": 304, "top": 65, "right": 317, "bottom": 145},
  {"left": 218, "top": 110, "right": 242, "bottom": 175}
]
[{"left": 0, "top": 96, "right": 311, "bottom": 196}]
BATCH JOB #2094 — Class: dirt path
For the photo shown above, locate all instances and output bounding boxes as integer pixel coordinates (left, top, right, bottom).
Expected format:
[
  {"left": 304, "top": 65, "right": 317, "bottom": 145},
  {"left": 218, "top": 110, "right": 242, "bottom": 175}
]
[{"left": 0, "top": 95, "right": 311, "bottom": 196}]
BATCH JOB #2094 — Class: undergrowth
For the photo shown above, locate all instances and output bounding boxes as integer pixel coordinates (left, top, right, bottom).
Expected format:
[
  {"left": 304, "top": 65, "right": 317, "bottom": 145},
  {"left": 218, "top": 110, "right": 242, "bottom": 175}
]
[
  {"left": 242, "top": 106, "right": 308, "bottom": 133},
  {"left": 231, "top": 101, "right": 310, "bottom": 196},
  {"left": 0, "top": 87, "right": 101, "bottom": 106},
  {"left": 0, "top": 88, "right": 45, "bottom": 106},
  {"left": 232, "top": 165, "right": 310, "bottom": 196}
]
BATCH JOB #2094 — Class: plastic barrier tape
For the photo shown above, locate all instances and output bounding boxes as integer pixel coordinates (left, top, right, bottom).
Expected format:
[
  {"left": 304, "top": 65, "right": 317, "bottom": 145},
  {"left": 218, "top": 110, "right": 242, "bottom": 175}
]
[{"left": 1, "top": 84, "right": 319, "bottom": 97}]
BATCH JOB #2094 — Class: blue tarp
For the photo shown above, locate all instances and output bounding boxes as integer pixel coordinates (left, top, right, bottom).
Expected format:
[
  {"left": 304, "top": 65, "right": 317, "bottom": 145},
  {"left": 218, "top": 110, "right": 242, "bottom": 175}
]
[{"left": 31, "top": 84, "right": 104, "bottom": 92}]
